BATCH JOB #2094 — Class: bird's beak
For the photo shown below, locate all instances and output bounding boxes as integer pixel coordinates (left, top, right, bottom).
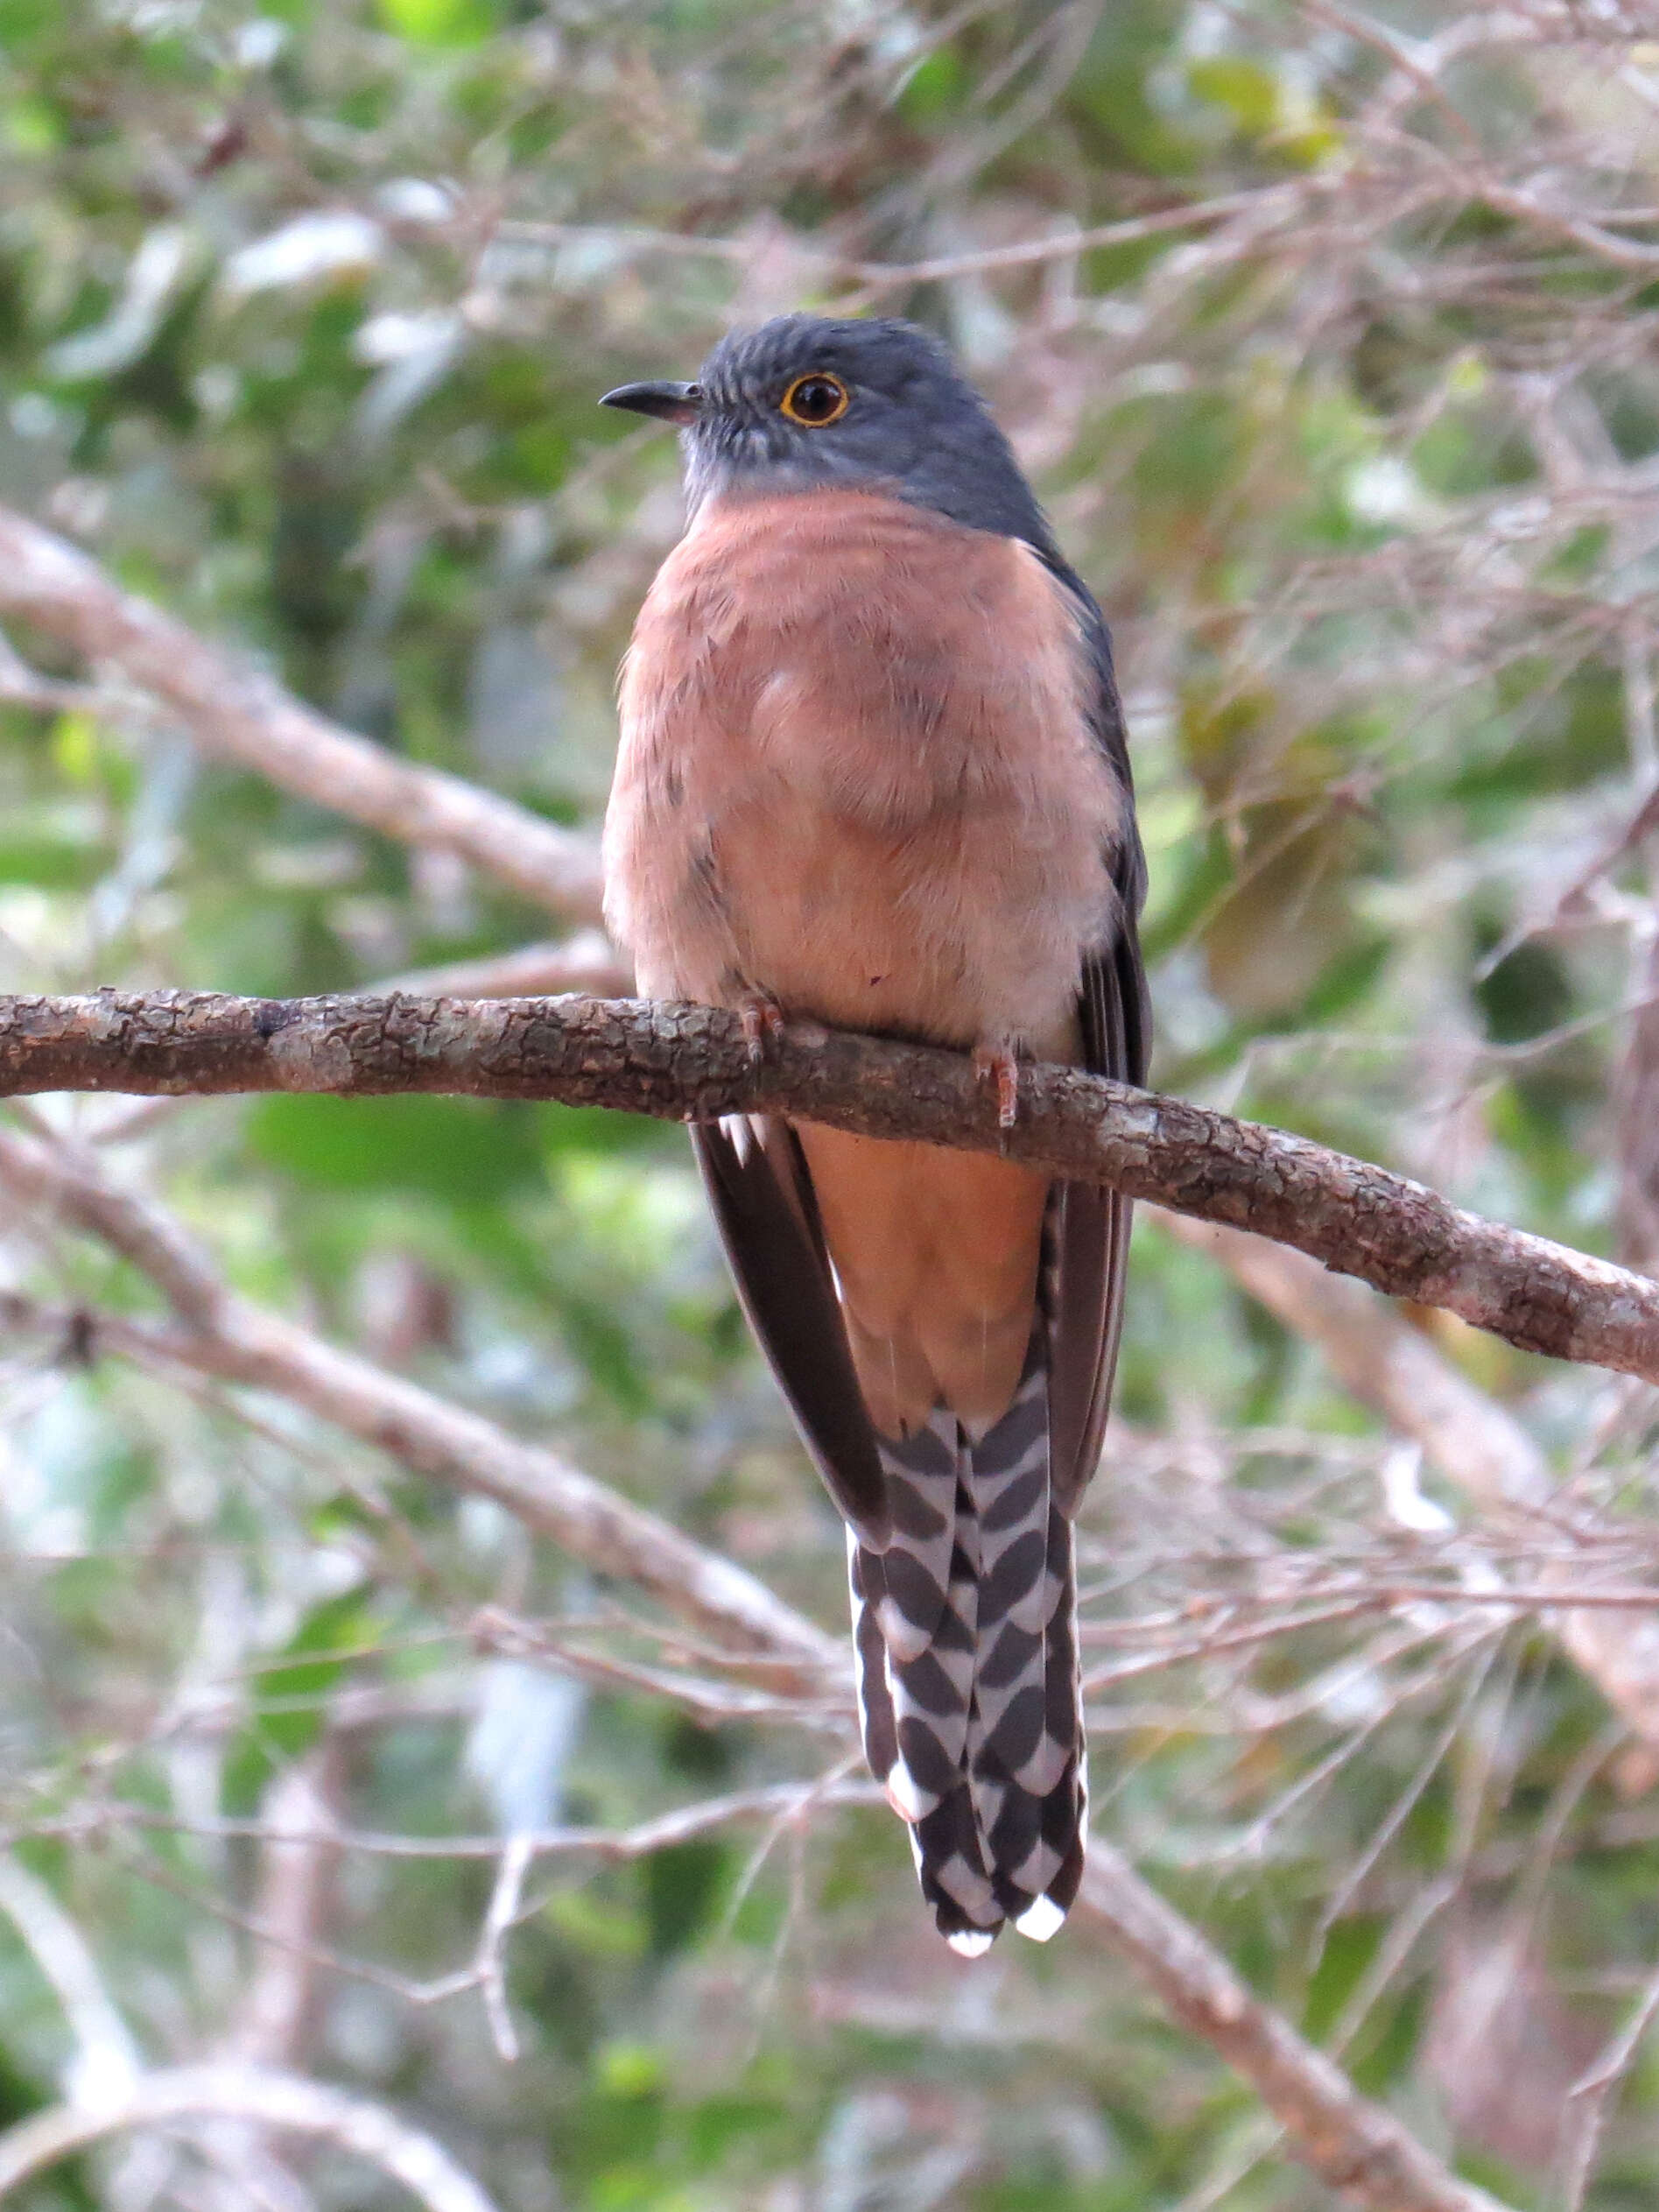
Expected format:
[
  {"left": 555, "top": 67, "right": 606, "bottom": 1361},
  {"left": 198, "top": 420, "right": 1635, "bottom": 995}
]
[{"left": 600, "top": 379, "right": 702, "bottom": 426}]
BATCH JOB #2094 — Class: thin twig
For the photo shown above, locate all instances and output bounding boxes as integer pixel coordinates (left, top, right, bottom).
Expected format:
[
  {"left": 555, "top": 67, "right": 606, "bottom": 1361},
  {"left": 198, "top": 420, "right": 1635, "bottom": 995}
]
[
  {"left": 1560, "top": 1957, "right": 1659, "bottom": 2211},
  {"left": 0, "top": 1118, "right": 1523, "bottom": 2211},
  {"left": 494, "top": 184, "right": 1302, "bottom": 294},
  {"left": 0, "top": 1854, "right": 141, "bottom": 2104},
  {"left": 474, "top": 1835, "right": 532, "bottom": 2064},
  {"left": 1163, "top": 1214, "right": 1659, "bottom": 1746}
]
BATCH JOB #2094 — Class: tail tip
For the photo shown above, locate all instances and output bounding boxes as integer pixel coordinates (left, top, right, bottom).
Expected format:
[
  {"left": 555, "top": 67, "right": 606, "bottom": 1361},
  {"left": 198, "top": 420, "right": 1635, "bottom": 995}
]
[
  {"left": 1012, "top": 1892, "right": 1067, "bottom": 1942},
  {"left": 945, "top": 1926, "right": 998, "bottom": 1959},
  {"left": 937, "top": 1889, "right": 1071, "bottom": 1955}
]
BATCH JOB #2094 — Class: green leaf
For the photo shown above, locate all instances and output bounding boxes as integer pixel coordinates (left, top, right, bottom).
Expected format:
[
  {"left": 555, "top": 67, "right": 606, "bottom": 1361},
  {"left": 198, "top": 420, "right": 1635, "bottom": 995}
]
[
  {"left": 643, "top": 1839, "right": 730, "bottom": 1958},
  {"left": 247, "top": 1094, "right": 545, "bottom": 1202},
  {"left": 222, "top": 1591, "right": 379, "bottom": 1810},
  {"left": 1302, "top": 1916, "right": 1381, "bottom": 2042},
  {"left": 1186, "top": 56, "right": 1279, "bottom": 137},
  {"left": 376, "top": 0, "right": 498, "bottom": 46},
  {"left": 0, "top": 834, "right": 100, "bottom": 888}
]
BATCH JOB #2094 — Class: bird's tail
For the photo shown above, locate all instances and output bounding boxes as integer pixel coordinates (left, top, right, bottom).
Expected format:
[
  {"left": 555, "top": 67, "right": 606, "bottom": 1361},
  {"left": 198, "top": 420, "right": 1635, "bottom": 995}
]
[{"left": 847, "top": 1336, "right": 1086, "bottom": 1955}]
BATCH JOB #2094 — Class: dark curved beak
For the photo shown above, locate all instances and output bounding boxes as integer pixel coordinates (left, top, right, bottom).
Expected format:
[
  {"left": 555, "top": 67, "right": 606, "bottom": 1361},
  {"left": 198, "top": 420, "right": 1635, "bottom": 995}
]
[{"left": 600, "top": 379, "right": 701, "bottom": 426}]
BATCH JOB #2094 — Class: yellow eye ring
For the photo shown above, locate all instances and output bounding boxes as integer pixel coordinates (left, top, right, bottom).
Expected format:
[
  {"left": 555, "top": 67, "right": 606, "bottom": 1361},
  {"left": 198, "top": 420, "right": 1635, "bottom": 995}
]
[{"left": 780, "top": 371, "right": 850, "bottom": 427}]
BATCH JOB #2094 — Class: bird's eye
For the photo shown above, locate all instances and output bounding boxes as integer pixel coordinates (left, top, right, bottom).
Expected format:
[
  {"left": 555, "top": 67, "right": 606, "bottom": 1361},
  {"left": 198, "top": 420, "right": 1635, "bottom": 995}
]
[{"left": 780, "top": 372, "right": 849, "bottom": 426}]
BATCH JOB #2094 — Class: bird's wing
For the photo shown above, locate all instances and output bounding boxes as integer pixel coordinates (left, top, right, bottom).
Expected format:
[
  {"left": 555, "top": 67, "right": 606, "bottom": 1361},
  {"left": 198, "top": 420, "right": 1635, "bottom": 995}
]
[
  {"left": 1042, "top": 569, "right": 1152, "bottom": 1515},
  {"left": 691, "top": 1113, "right": 891, "bottom": 1546}
]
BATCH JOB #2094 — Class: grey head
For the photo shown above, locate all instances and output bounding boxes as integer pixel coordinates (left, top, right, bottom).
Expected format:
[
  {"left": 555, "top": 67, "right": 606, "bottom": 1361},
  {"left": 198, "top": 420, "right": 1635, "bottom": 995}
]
[{"left": 601, "top": 313, "right": 1060, "bottom": 557}]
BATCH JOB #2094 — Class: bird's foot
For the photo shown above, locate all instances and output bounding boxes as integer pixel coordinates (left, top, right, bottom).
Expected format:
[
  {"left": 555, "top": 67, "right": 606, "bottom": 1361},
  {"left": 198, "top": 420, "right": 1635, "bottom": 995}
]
[
  {"left": 737, "top": 991, "right": 786, "bottom": 1066},
  {"left": 974, "top": 1040, "right": 1022, "bottom": 1131}
]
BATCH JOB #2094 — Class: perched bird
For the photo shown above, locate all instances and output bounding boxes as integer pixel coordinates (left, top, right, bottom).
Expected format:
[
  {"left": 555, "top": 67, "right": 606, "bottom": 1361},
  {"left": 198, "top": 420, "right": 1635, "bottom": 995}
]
[{"left": 601, "top": 315, "right": 1149, "bottom": 1954}]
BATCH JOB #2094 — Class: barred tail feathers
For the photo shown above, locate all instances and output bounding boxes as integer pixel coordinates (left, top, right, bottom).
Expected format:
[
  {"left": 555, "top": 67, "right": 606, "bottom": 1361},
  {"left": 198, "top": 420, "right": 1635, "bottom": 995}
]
[{"left": 847, "top": 1347, "right": 1087, "bottom": 1954}]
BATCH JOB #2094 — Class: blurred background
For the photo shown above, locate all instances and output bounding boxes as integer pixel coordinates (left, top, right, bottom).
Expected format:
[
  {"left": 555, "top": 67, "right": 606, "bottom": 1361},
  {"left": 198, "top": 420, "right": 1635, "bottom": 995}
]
[{"left": 4, "top": 0, "right": 1659, "bottom": 2205}]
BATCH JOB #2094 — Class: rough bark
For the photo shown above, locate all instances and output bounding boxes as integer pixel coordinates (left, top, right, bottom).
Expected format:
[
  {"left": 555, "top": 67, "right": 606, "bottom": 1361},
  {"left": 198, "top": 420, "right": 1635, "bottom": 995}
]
[{"left": 2, "top": 985, "right": 1656, "bottom": 1385}]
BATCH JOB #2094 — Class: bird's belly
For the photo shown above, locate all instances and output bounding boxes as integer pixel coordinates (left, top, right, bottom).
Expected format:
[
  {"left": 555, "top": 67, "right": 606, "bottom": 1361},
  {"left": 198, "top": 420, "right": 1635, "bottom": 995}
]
[{"left": 709, "top": 780, "right": 1077, "bottom": 1053}]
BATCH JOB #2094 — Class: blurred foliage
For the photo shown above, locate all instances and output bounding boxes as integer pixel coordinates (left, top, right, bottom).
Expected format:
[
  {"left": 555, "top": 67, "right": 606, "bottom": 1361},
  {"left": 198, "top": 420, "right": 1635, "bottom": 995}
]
[{"left": 5, "top": 2, "right": 1659, "bottom": 2208}]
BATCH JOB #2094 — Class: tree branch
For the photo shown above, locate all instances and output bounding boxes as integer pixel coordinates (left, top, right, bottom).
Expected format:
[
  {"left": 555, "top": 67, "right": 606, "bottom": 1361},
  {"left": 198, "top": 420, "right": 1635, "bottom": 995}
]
[
  {"left": 0, "top": 504, "right": 603, "bottom": 927},
  {"left": 0, "top": 1854, "right": 141, "bottom": 2110},
  {"left": 1074, "top": 1844, "right": 1510, "bottom": 2212},
  {"left": 494, "top": 182, "right": 1305, "bottom": 292},
  {"left": 0, "top": 2064, "right": 503, "bottom": 2211},
  {"left": 2, "top": 986, "right": 1656, "bottom": 1385},
  {"left": 376, "top": 929, "right": 633, "bottom": 1000},
  {"left": 227, "top": 1752, "right": 341, "bottom": 2072}
]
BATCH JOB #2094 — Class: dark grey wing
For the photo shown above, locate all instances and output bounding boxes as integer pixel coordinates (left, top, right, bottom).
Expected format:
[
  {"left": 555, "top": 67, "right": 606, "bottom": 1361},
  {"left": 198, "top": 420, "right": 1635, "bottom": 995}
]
[
  {"left": 692, "top": 1116, "right": 891, "bottom": 1546},
  {"left": 1041, "top": 567, "right": 1152, "bottom": 1513}
]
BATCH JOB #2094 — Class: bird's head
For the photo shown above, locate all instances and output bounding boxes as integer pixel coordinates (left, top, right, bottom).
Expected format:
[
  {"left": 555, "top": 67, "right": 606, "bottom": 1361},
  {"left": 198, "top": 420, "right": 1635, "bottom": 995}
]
[{"left": 601, "top": 313, "right": 1056, "bottom": 551}]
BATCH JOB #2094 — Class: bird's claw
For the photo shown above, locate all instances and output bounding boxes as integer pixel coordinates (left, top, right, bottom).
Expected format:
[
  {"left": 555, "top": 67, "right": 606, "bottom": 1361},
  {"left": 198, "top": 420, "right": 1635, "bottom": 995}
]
[
  {"left": 974, "top": 1043, "right": 1021, "bottom": 1131},
  {"left": 739, "top": 994, "right": 786, "bottom": 1066}
]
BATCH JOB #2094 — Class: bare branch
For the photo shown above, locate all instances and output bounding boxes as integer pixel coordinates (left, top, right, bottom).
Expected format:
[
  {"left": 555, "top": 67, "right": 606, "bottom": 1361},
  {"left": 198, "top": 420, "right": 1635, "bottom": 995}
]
[
  {"left": 467, "top": 1604, "right": 847, "bottom": 1725},
  {"left": 493, "top": 185, "right": 1300, "bottom": 292},
  {"left": 1163, "top": 1216, "right": 1555, "bottom": 1514},
  {"left": 833, "top": 184, "right": 1310, "bottom": 288},
  {"left": 227, "top": 1754, "right": 341, "bottom": 2071},
  {"left": 0, "top": 2065, "right": 503, "bottom": 2212},
  {"left": 2, "top": 987, "right": 1657, "bottom": 1384},
  {"left": 0, "top": 1855, "right": 141, "bottom": 2107},
  {"left": 376, "top": 930, "right": 634, "bottom": 999},
  {"left": 1473, "top": 172, "right": 1659, "bottom": 272},
  {"left": 0, "top": 1786, "right": 1516, "bottom": 2211},
  {"left": 473, "top": 1835, "right": 532, "bottom": 2064},
  {"left": 0, "top": 504, "right": 603, "bottom": 927},
  {"left": 0, "top": 1780, "right": 1516, "bottom": 2211},
  {"left": 0, "top": 626, "right": 94, "bottom": 714},
  {"left": 0, "top": 1115, "right": 842, "bottom": 1683},
  {"left": 12, "top": 1779, "right": 885, "bottom": 1867},
  {"left": 1074, "top": 1844, "right": 1512, "bottom": 2212},
  {"left": 1560, "top": 1955, "right": 1659, "bottom": 2210}
]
